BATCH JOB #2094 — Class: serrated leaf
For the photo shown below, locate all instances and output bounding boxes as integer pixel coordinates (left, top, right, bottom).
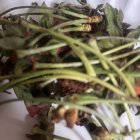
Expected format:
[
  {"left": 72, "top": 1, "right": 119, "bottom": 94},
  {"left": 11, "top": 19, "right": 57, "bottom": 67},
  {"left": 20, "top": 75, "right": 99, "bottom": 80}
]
[
  {"left": 0, "top": 36, "right": 25, "bottom": 50},
  {"left": 104, "top": 3, "right": 123, "bottom": 37},
  {"left": 127, "top": 26, "right": 140, "bottom": 38}
]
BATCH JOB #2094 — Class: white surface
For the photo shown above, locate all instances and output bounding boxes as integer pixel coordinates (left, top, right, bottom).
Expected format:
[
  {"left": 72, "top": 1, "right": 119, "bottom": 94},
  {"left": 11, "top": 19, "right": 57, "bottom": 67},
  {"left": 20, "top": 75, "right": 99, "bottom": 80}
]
[{"left": 0, "top": 0, "right": 140, "bottom": 140}]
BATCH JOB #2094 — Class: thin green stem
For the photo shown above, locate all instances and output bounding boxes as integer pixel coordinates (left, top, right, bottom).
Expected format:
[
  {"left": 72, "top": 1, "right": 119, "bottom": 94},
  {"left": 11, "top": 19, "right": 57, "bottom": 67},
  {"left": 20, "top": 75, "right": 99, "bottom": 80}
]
[
  {"left": 0, "top": 69, "right": 127, "bottom": 97},
  {"left": 34, "top": 48, "right": 140, "bottom": 69},
  {"left": 17, "top": 43, "right": 67, "bottom": 58},
  {"left": 0, "top": 69, "right": 89, "bottom": 93},
  {"left": 76, "top": 97, "right": 140, "bottom": 106},
  {"left": 51, "top": 19, "right": 86, "bottom": 30},
  {"left": 60, "top": 9, "right": 88, "bottom": 18},
  {"left": 107, "top": 104, "right": 123, "bottom": 130},
  {"left": 123, "top": 103, "right": 136, "bottom": 140},
  {"left": 7, "top": 12, "right": 68, "bottom": 20},
  {"left": 103, "top": 42, "right": 137, "bottom": 55},
  {"left": 90, "top": 39, "right": 118, "bottom": 86},
  {"left": 121, "top": 55, "right": 140, "bottom": 71},
  {"left": 28, "top": 33, "right": 48, "bottom": 46},
  {"left": 44, "top": 29, "right": 136, "bottom": 97},
  {"left": 0, "top": 6, "right": 52, "bottom": 16},
  {"left": 68, "top": 43, "right": 96, "bottom": 76},
  {"left": 96, "top": 36, "right": 139, "bottom": 42}
]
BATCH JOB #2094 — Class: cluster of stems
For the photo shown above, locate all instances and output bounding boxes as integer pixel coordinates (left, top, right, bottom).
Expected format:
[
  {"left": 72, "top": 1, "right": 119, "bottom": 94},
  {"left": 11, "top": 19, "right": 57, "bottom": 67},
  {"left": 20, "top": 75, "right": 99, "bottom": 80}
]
[{"left": 0, "top": 4, "right": 140, "bottom": 140}]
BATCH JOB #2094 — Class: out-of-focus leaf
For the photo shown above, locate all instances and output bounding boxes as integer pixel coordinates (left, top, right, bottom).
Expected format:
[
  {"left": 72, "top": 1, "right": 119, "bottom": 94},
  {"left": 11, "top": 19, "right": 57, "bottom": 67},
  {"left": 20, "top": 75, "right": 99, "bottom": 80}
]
[
  {"left": 40, "top": 14, "right": 54, "bottom": 28},
  {"left": 14, "top": 85, "right": 37, "bottom": 110},
  {"left": 122, "top": 23, "right": 131, "bottom": 29},
  {"left": 96, "top": 4, "right": 103, "bottom": 11},
  {"left": 0, "top": 36, "right": 25, "bottom": 50},
  {"left": 14, "top": 59, "right": 31, "bottom": 75},
  {"left": 97, "top": 40, "right": 114, "bottom": 50},
  {"left": 77, "top": 0, "right": 87, "bottom": 5},
  {"left": 127, "top": 26, "right": 140, "bottom": 38},
  {"left": 104, "top": 3, "right": 123, "bottom": 45},
  {"left": 14, "top": 85, "right": 33, "bottom": 100},
  {"left": 117, "top": 10, "right": 124, "bottom": 33},
  {"left": 3, "top": 25, "right": 24, "bottom": 37}
]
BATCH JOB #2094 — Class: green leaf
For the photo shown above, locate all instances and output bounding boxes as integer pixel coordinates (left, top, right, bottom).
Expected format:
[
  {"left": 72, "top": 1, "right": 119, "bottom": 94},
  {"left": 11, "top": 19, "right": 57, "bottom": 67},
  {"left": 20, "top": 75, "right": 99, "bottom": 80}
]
[
  {"left": 117, "top": 10, "right": 124, "bottom": 34},
  {"left": 14, "top": 85, "right": 33, "bottom": 100},
  {"left": 14, "top": 59, "right": 31, "bottom": 75},
  {"left": 97, "top": 40, "right": 114, "bottom": 50},
  {"left": 14, "top": 85, "right": 35, "bottom": 107},
  {"left": 3, "top": 25, "right": 24, "bottom": 37},
  {"left": 0, "top": 36, "right": 25, "bottom": 50},
  {"left": 127, "top": 26, "right": 140, "bottom": 38},
  {"left": 104, "top": 3, "right": 123, "bottom": 37}
]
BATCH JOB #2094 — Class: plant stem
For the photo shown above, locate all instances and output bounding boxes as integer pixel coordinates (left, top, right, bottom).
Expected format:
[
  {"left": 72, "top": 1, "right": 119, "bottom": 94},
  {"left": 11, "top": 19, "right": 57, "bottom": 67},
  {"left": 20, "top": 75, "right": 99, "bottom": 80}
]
[
  {"left": 68, "top": 43, "right": 96, "bottom": 76},
  {"left": 34, "top": 48, "right": 140, "bottom": 69},
  {"left": 96, "top": 36, "right": 139, "bottom": 42},
  {"left": 121, "top": 55, "right": 140, "bottom": 71},
  {"left": 59, "top": 24, "right": 91, "bottom": 32},
  {"left": 0, "top": 69, "right": 89, "bottom": 92},
  {"left": 76, "top": 97, "right": 140, "bottom": 106},
  {"left": 0, "top": 69, "right": 127, "bottom": 97},
  {"left": 103, "top": 42, "right": 137, "bottom": 55},
  {"left": 43, "top": 29, "right": 136, "bottom": 97},
  {"left": 90, "top": 39, "right": 118, "bottom": 86},
  {"left": 60, "top": 9, "right": 88, "bottom": 18},
  {"left": 17, "top": 43, "right": 67, "bottom": 58},
  {"left": 51, "top": 19, "right": 87, "bottom": 30},
  {"left": 7, "top": 12, "right": 68, "bottom": 20},
  {"left": 1, "top": 97, "right": 140, "bottom": 107},
  {"left": 0, "top": 6, "right": 52, "bottom": 16},
  {"left": 123, "top": 103, "right": 137, "bottom": 140}
]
